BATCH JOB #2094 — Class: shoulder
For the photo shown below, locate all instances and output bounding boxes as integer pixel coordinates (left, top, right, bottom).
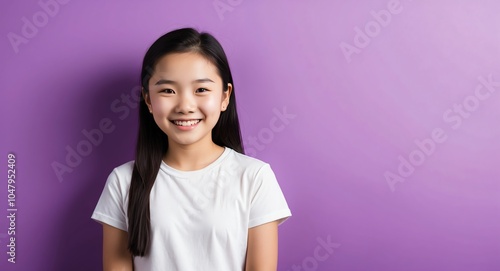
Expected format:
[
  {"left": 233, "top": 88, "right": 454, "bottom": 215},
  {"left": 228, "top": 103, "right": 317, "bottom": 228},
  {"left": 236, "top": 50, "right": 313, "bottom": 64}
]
[
  {"left": 105, "top": 160, "right": 135, "bottom": 188},
  {"left": 112, "top": 160, "right": 135, "bottom": 176},
  {"left": 226, "top": 148, "right": 270, "bottom": 171},
  {"left": 224, "top": 149, "right": 276, "bottom": 181}
]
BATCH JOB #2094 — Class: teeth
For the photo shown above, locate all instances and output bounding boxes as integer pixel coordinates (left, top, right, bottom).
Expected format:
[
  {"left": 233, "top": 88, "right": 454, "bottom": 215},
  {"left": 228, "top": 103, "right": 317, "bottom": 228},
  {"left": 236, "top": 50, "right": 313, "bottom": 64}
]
[{"left": 173, "top": 120, "right": 200, "bottom": 126}]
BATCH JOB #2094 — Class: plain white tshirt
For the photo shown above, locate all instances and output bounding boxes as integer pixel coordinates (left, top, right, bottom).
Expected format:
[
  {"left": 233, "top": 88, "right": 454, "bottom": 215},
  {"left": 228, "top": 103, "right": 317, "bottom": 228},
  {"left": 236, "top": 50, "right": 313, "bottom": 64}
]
[{"left": 91, "top": 147, "right": 292, "bottom": 271}]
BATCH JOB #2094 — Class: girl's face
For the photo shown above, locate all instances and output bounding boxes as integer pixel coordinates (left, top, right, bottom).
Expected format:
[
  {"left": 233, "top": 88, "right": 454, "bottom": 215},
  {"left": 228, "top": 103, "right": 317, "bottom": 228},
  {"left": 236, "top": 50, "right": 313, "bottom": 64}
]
[{"left": 144, "top": 52, "right": 232, "bottom": 148}]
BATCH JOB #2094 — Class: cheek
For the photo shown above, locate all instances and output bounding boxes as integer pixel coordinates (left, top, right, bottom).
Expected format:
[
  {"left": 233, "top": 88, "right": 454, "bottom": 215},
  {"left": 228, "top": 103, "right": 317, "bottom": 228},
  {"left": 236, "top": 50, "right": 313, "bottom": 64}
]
[
  {"left": 151, "top": 98, "right": 173, "bottom": 113},
  {"left": 199, "top": 96, "right": 223, "bottom": 115}
]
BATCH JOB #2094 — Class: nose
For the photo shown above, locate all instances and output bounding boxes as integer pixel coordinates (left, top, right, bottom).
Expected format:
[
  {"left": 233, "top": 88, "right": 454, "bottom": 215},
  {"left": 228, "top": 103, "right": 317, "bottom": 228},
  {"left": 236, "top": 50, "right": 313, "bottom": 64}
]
[{"left": 175, "top": 92, "right": 196, "bottom": 114}]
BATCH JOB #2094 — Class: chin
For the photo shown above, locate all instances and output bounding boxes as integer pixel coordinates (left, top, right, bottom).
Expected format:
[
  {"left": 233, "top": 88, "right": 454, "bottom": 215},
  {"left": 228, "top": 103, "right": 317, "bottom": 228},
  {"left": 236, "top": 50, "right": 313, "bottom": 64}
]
[{"left": 167, "top": 134, "right": 206, "bottom": 146}]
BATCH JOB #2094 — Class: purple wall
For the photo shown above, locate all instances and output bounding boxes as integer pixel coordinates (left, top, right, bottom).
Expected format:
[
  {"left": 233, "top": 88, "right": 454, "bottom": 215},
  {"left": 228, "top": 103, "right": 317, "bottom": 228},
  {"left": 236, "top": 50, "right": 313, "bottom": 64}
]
[{"left": 1, "top": 0, "right": 499, "bottom": 270}]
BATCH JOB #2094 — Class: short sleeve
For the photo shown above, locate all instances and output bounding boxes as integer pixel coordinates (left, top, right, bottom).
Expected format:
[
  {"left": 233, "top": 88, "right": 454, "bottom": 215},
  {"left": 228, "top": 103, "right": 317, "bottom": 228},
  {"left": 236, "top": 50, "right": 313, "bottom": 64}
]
[
  {"left": 91, "top": 169, "right": 129, "bottom": 231},
  {"left": 248, "top": 164, "right": 292, "bottom": 228}
]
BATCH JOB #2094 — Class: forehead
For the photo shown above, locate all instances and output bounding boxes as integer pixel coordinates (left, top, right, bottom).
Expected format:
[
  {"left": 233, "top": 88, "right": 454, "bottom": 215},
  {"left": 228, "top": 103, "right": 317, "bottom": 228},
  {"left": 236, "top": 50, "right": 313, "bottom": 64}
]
[{"left": 152, "top": 52, "right": 219, "bottom": 81}]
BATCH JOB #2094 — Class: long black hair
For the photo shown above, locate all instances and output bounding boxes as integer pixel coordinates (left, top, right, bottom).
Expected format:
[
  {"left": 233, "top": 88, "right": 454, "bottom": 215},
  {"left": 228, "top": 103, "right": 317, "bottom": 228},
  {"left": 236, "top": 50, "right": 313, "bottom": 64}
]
[{"left": 127, "top": 28, "right": 244, "bottom": 256}]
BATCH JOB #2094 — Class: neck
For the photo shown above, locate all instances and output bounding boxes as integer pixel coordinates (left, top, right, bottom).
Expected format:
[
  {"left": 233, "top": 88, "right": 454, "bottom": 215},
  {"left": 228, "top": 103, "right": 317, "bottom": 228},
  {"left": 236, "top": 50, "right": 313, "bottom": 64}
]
[{"left": 164, "top": 140, "right": 225, "bottom": 171}]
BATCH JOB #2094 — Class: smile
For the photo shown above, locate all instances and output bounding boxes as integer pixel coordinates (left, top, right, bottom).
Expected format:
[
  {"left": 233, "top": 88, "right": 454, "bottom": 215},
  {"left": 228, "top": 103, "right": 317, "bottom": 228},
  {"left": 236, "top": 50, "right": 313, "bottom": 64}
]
[{"left": 171, "top": 119, "right": 201, "bottom": 127}]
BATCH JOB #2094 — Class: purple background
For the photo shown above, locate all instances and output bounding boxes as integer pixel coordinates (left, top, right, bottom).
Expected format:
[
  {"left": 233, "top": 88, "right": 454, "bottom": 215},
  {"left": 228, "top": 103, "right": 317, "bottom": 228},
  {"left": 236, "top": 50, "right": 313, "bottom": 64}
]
[{"left": 1, "top": 0, "right": 500, "bottom": 270}]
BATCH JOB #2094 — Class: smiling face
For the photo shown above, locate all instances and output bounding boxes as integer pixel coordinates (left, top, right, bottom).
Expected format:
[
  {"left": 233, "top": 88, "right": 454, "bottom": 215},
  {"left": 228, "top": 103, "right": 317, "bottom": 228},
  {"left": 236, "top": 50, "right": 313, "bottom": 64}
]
[{"left": 144, "top": 52, "right": 232, "bottom": 148}]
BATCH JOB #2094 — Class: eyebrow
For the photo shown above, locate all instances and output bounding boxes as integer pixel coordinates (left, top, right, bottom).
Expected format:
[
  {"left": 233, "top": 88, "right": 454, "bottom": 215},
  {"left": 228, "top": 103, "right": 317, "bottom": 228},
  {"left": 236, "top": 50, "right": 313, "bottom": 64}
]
[{"left": 154, "top": 78, "right": 214, "bottom": 85}]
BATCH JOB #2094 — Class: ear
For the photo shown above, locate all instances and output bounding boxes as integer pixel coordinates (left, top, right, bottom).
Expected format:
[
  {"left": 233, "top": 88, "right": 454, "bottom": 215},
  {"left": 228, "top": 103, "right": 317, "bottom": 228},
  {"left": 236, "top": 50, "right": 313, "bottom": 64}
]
[
  {"left": 142, "top": 88, "right": 153, "bottom": 112},
  {"left": 221, "top": 83, "right": 232, "bottom": 112}
]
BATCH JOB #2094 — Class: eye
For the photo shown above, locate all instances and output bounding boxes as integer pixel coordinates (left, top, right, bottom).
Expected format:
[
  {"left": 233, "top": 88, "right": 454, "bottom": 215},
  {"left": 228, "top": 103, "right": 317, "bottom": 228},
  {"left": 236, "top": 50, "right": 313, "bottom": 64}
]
[
  {"left": 160, "top": 89, "right": 175, "bottom": 94},
  {"left": 196, "top": 88, "right": 209, "bottom": 93}
]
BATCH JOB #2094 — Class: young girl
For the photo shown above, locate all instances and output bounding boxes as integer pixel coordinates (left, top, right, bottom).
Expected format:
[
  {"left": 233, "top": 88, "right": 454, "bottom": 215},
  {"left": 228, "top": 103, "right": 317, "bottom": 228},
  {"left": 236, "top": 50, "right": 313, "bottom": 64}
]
[{"left": 91, "top": 28, "right": 291, "bottom": 271}]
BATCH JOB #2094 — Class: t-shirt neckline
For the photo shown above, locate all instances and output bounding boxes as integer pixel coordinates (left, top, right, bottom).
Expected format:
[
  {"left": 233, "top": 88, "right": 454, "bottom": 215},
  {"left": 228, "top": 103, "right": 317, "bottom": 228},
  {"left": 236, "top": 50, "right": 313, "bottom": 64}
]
[{"left": 160, "top": 147, "right": 231, "bottom": 178}]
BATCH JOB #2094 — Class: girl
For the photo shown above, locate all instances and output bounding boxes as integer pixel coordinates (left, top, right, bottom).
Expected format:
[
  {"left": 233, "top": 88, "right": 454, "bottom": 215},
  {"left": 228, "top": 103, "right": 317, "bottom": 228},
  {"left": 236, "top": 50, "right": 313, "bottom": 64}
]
[{"left": 91, "top": 28, "right": 291, "bottom": 271}]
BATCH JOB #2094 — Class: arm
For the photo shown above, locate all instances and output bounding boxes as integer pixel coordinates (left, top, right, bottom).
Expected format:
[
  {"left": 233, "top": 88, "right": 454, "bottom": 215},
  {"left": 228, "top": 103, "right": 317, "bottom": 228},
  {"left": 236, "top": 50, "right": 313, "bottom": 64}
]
[
  {"left": 102, "top": 223, "right": 134, "bottom": 271},
  {"left": 245, "top": 220, "right": 280, "bottom": 271}
]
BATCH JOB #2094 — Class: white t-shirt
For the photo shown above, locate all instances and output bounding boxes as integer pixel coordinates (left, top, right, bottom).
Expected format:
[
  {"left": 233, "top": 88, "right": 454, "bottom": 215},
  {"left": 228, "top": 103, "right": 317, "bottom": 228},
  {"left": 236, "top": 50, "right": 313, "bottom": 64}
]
[{"left": 91, "top": 147, "right": 292, "bottom": 271}]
